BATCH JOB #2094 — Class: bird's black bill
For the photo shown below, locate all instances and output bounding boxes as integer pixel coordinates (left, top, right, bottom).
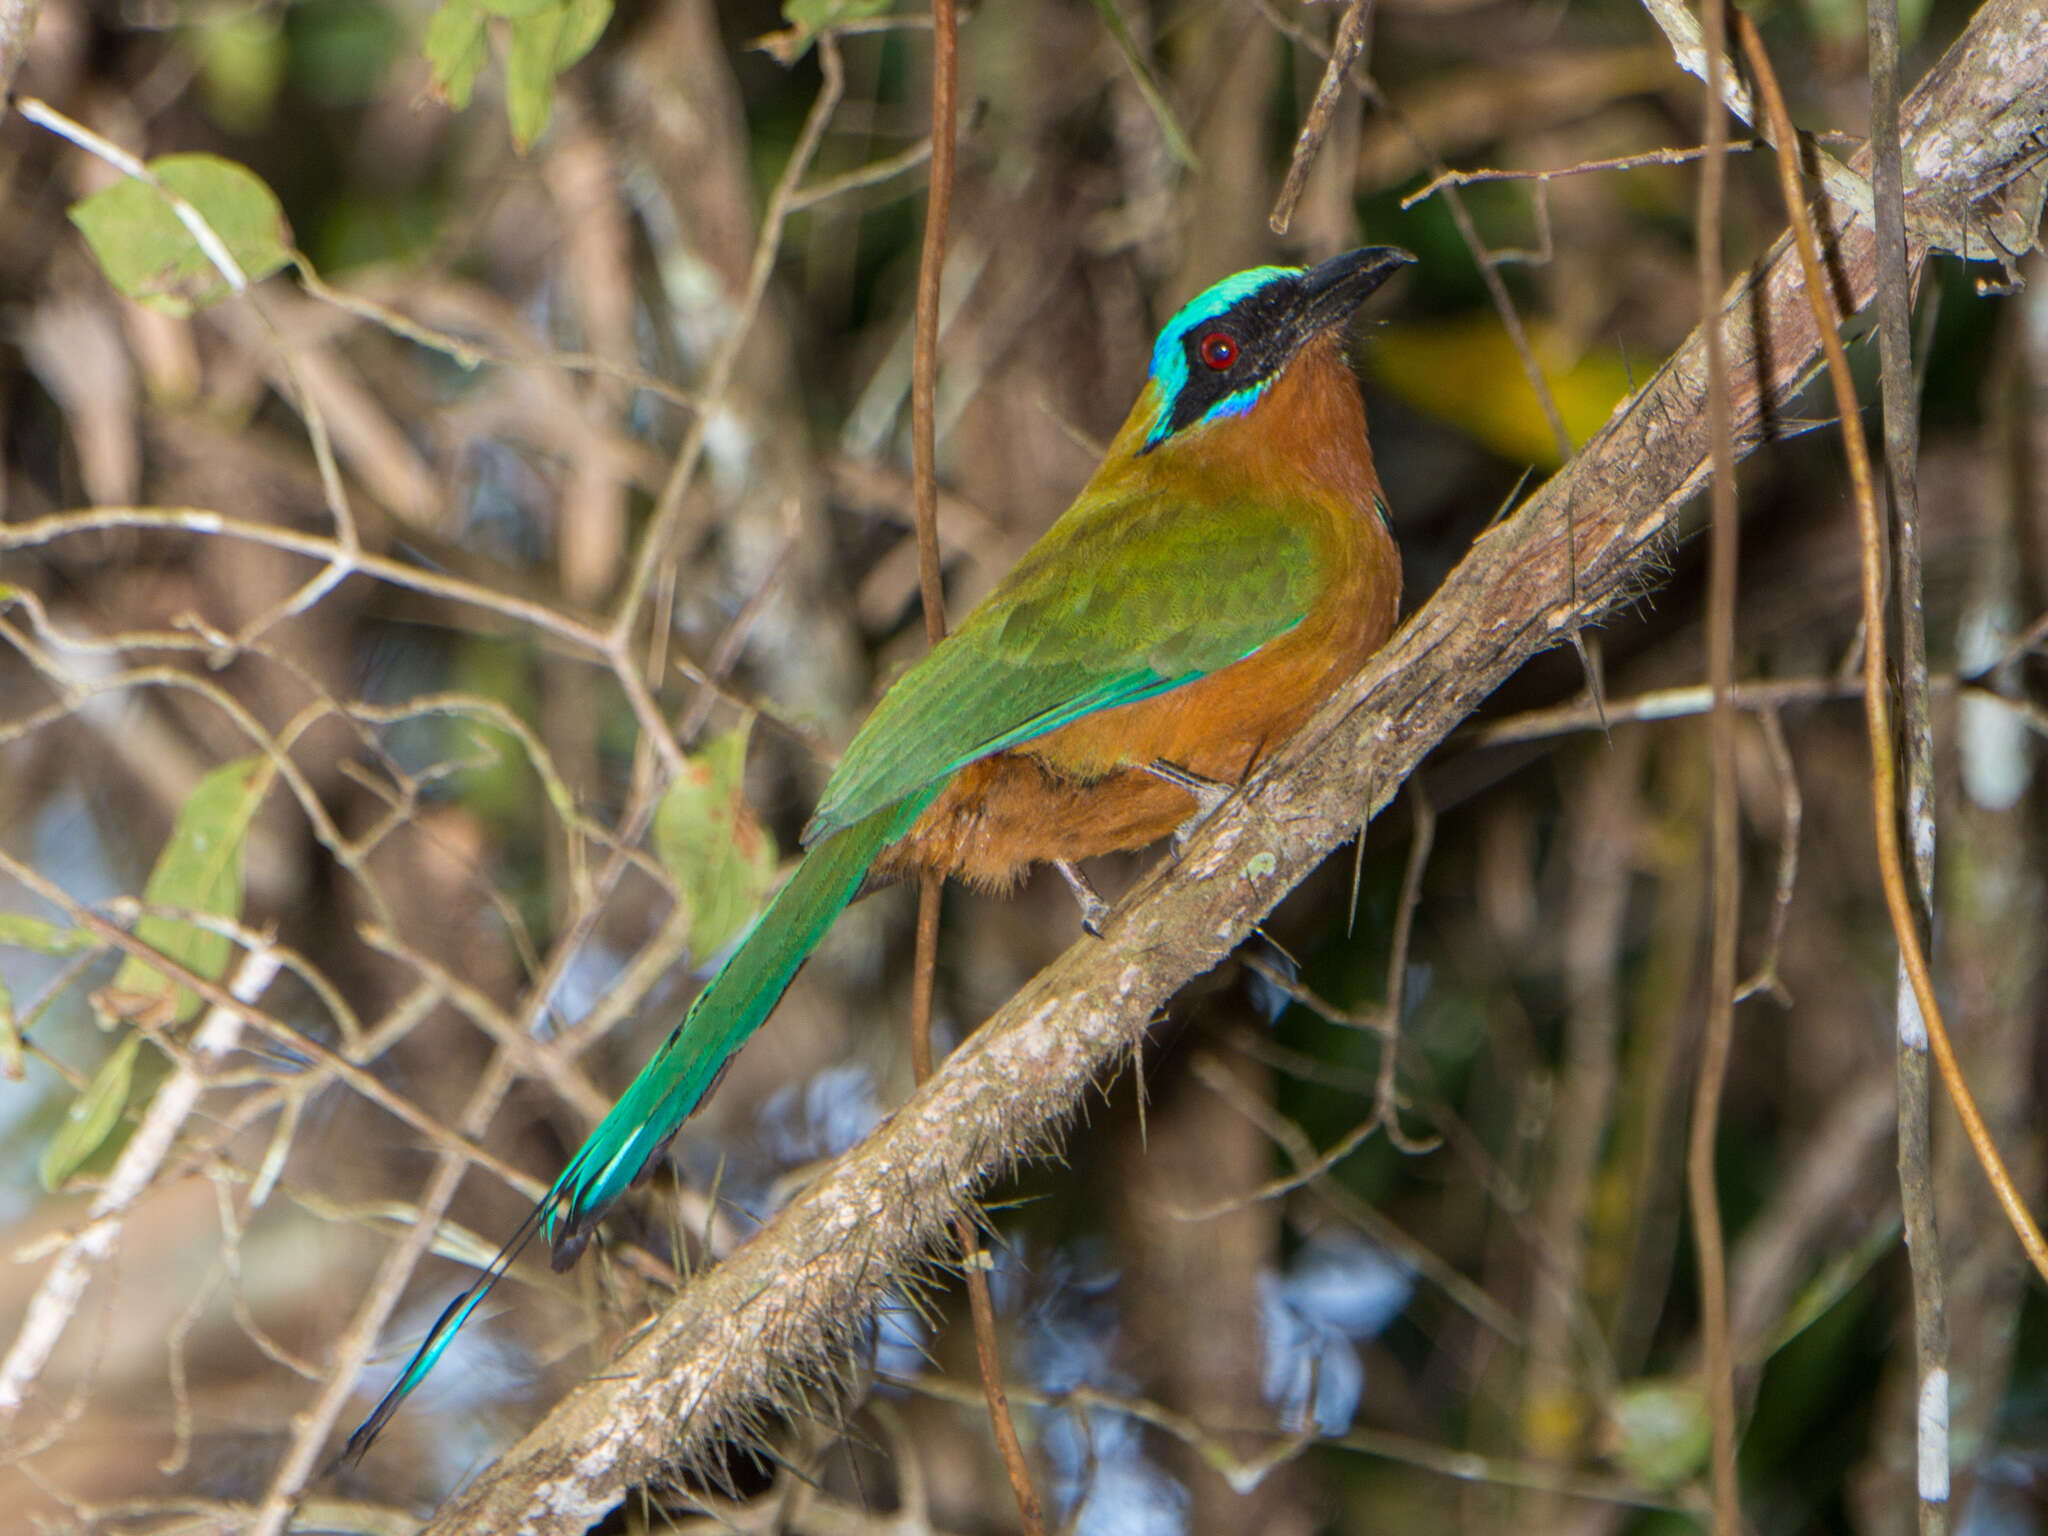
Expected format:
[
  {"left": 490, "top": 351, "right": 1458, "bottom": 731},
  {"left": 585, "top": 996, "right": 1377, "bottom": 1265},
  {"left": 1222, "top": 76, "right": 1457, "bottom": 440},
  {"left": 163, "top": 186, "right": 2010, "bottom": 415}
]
[{"left": 1298, "top": 246, "right": 1416, "bottom": 334}]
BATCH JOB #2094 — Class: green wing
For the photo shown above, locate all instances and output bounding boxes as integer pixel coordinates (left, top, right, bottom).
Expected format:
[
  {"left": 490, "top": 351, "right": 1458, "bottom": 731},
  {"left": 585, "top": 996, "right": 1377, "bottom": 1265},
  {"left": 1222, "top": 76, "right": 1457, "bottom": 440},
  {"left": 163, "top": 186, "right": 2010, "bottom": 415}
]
[{"left": 805, "top": 488, "right": 1326, "bottom": 844}]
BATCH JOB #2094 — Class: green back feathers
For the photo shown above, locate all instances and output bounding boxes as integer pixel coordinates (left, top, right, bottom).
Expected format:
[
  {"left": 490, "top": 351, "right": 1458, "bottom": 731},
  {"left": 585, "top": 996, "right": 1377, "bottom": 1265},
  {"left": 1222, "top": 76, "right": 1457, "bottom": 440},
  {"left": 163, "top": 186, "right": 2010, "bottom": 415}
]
[{"left": 805, "top": 488, "right": 1324, "bottom": 843}]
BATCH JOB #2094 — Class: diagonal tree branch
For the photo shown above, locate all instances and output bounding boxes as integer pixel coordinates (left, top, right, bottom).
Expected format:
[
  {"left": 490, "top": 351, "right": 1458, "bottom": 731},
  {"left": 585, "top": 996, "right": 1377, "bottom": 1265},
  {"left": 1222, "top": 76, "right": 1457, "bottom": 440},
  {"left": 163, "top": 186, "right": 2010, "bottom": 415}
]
[{"left": 418, "top": 2, "right": 2047, "bottom": 1527}]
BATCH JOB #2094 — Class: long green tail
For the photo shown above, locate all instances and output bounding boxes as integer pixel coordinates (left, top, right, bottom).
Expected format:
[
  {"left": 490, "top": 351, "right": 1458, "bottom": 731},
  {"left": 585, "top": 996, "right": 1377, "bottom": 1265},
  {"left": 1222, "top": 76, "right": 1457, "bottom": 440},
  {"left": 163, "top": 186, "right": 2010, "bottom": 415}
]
[{"left": 342, "top": 788, "right": 938, "bottom": 1462}]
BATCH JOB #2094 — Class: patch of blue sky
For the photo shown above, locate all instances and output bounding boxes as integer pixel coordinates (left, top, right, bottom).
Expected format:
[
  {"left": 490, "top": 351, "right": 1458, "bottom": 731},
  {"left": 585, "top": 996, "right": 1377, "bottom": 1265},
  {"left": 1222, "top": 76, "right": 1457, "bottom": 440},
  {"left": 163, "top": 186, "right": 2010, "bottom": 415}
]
[
  {"left": 0, "top": 791, "right": 123, "bottom": 1220},
  {"left": 1018, "top": 1242, "right": 1189, "bottom": 1535},
  {"left": 755, "top": 1062, "right": 883, "bottom": 1166},
  {"left": 536, "top": 939, "right": 627, "bottom": 1039},
  {"left": 870, "top": 1291, "right": 930, "bottom": 1385},
  {"left": 1258, "top": 1233, "right": 1414, "bottom": 1435},
  {"left": 1959, "top": 1452, "right": 2048, "bottom": 1536},
  {"left": 1043, "top": 1412, "right": 1190, "bottom": 1536}
]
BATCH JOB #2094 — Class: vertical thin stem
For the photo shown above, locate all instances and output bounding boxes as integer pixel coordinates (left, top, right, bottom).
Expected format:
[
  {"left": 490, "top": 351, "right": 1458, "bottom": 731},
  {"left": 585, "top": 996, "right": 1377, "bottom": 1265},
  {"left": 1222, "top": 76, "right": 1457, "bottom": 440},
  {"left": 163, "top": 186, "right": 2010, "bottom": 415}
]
[
  {"left": 1690, "top": 0, "right": 1743, "bottom": 1526},
  {"left": 906, "top": 2, "right": 1045, "bottom": 1529},
  {"left": 1735, "top": 0, "right": 2048, "bottom": 1290},
  {"left": 1869, "top": 0, "right": 1950, "bottom": 1519},
  {"left": 910, "top": 0, "right": 957, "bottom": 652}
]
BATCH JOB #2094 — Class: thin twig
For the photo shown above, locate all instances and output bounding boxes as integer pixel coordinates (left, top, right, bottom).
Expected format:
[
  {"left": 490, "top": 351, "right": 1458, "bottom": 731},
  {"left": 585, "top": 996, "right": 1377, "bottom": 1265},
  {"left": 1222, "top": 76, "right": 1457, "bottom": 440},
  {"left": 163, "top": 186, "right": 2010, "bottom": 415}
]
[
  {"left": 0, "top": 944, "right": 282, "bottom": 1416},
  {"left": 1735, "top": 13, "right": 2048, "bottom": 1299},
  {"left": 1734, "top": 708, "right": 1802, "bottom": 1006},
  {"left": 1868, "top": 0, "right": 1951, "bottom": 1517},
  {"left": 1247, "top": 0, "right": 1608, "bottom": 730},
  {"left": 1401, "top": 142, "right": 1759, "bottom": 209},
  {"left": 907, "top": 0, "right": 1044, "bottom": 1527},
  {"left": 901, "top": 1374, "right": 1703, "bottom": 1513},
  {"left": 789, "top": 135, "right": 935, "bottom": 212},
  {"left": 1691, "top": 0, "right": 1743, "bottom": 1525},
  {"left": 1269, "top": 0, "right": 1374, "bottom": 236},
  {"left": 607, "top": 34, "right": 846, "bottom": 658}
]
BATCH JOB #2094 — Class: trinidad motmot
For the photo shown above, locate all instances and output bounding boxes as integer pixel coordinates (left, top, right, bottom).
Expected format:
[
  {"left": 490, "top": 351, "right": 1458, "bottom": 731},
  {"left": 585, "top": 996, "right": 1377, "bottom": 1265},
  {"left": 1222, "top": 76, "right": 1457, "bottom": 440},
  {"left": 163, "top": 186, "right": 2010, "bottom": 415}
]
[{"left": 344, "top": 244, "right": 1413, "bottom": 1459}]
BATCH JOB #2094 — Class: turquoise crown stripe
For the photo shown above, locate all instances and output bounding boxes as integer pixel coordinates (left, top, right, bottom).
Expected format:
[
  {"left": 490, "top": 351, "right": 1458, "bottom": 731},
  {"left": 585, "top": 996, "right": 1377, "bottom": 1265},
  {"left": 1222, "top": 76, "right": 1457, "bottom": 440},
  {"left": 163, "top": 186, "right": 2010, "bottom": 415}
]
[{"left": 1143, "top": 265, "right": 1297, "bottom": 448}]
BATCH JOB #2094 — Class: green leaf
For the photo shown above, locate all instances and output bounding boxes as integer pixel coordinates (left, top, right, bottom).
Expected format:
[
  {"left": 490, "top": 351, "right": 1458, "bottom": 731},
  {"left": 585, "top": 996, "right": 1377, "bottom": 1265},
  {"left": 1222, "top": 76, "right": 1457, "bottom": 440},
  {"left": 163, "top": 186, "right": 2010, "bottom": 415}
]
[
  {"left": 782, "top": 0, "right": 889, "bottom": 30},
  {"left": 474, "top": 0, "right": 557, "bottom": 20},
  {"left": 505, "top": 6, "right": 566, "bottom": 148},
  {"left": 1604, "top": 1377, "right": 1713, "bottom": 1490},
  {"left": 654, "top": 723, "right": 779, "bottom": 964},
  {"left": 764, "top": 0, "right": 888, "bottom": 62},
  {"left": 104, "top": 757, "right": 270, "bottom": 1026},
  {"left": 500, "top": 0, "right": 610, "bottom": 148},
  {"left": 195, "top": 10, "right": 287, "bottom": 133},
  {"left": 555, "top": 0, "right": 611, "bottom": 71},
  {"left": 423, "top": 0, "right": 490, "bottom": 107},
  {"left": 39, "top": 1033, "right": 142, "bottom": 1190},
  {"left": 69, "top": 154, "right": 294, "bottom": 316},
  {"left": 0, "top": 914, "right": 94, "bottom": 956}
]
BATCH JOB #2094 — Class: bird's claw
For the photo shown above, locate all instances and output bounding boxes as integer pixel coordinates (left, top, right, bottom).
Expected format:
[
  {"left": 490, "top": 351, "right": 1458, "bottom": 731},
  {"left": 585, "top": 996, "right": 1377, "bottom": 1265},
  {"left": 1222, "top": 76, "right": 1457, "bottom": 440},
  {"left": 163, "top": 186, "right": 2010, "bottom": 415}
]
[
  {"left": 1143, "top": 760, "right": 1233, "bottom": 857},
  {"left": 1053, "top": 859, "right": 1113, "bottom": 937}
]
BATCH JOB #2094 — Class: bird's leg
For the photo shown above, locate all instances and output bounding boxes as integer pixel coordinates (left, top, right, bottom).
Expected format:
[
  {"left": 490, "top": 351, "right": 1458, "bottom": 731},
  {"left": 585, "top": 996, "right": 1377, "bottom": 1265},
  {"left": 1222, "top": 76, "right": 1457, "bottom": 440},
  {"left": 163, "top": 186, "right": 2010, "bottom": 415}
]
[
  {"left": 1143, "top": 759, "right": 1234, "bottom": 855},
  {"left": 1052, "top": 859, "right": 1113, "bottom": 937}
]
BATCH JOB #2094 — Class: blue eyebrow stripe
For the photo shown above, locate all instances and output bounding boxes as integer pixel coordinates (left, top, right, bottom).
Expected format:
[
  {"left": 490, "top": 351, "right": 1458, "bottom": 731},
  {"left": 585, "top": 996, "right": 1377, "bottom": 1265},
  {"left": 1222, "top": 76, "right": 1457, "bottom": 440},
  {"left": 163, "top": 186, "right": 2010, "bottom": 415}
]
[{"left": 1142, "top": 265, "right": 1298, "bottom": 448}]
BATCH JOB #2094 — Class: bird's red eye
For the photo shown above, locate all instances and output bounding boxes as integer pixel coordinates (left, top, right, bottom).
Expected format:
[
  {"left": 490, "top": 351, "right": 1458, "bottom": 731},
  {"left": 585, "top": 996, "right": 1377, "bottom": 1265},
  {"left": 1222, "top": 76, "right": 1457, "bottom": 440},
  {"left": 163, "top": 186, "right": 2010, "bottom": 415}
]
[{"left": 1198, "top": 330, "right": 1238, "bottom": 370}]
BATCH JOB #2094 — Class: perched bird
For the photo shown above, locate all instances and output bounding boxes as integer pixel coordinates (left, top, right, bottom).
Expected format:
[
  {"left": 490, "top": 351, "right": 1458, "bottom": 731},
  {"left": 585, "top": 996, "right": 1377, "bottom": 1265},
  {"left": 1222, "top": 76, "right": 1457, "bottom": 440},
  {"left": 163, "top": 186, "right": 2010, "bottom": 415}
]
[{"left": 345, "top": 245, "right": 1411, "bottom": 1459}]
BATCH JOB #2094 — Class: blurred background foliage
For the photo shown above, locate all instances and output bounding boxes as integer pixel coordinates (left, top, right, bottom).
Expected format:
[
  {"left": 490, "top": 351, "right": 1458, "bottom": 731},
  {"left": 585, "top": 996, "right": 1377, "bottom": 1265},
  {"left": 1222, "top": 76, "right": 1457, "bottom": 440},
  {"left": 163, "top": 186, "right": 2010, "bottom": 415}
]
[{"left": 0, "top": 0, "right": 2042, "bottom": 1529}]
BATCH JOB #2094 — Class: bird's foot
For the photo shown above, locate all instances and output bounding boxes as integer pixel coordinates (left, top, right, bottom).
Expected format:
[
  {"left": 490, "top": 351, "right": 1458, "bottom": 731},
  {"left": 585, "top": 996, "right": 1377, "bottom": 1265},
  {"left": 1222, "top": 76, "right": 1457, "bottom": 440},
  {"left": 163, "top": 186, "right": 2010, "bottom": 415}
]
[
  {"left": 1053, "top": 859, "right": 1113, "bottom": 937},
  {"left": 1143, "top": 760, "right": 1234, "bottom": 856}
]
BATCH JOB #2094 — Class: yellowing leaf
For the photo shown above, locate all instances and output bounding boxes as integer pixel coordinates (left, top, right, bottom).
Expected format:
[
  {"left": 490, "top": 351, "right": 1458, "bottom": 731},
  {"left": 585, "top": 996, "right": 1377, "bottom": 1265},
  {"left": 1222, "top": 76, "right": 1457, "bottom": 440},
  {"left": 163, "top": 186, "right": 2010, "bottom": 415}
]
[
  {"left": 103, "top": 757, "right": 270, "bottom": 1026},
  {"left": 39, "top": 1033, "right": 142, "bottom": 1190},
  {"left": 504, "top": 0, "right": 610, "bottom": 149},
  {"left": 69, "top": 154, "right": 294, "bottom": 316},
  {"left": 654, "top": 724, "right": 779, "bottom": 964},
  {"left": 424, "top": 0, "right": 490, "bottom": 107},
  {"left": 1366, "top": 317, "right": 1635, "bottom": 470}
]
